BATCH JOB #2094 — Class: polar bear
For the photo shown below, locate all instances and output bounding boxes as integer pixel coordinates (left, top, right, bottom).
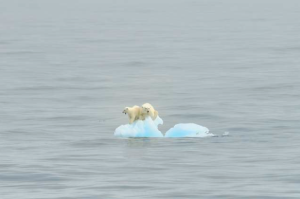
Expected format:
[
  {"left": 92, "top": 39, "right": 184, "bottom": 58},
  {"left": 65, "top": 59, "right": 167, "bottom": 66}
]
[
  {"left": 141, "top": 103, "right": 159, "bottom": 120},
  {"left": 122, "top": 106, "right": 143, "bottom": 124}
]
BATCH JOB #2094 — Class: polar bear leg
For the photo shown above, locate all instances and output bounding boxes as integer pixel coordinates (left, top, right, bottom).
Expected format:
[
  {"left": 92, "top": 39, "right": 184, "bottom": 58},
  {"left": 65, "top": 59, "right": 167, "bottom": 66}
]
[
  {"left": 139, "top": 114, "right": 146, "bottom": 120},
  {"left": 150, "top": 110, "right": 158, "bottom": 120},
  {"left": 153, "top": 110, "right": 158, "bottom": 120},
  {"left": 149, "top": 112, "right": 155, "bottom": 120},
  {"left": 129, "top": 115, "right": 136, "bottom": 124}
]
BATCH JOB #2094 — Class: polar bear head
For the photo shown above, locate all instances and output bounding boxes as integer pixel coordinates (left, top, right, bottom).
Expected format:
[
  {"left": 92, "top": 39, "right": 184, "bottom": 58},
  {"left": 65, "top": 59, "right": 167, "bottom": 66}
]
[
  {"left": 122, "top": 107, "right": 129, "bottom": 115},
  {"left": 141, "top": 105, "right": 151, "bottom": 114}
]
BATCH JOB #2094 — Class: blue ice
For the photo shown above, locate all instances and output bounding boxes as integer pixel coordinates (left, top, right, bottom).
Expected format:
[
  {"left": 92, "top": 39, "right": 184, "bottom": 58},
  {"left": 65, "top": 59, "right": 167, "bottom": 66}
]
[
  {"left": 165, "top": 123, "right": 213, "bottom": 138},
  {"left": 114, "top": 116, "right": 213, "bottom": 138},
  {"left": 114, "top": 116, "right": 164, "bottom": 137}
]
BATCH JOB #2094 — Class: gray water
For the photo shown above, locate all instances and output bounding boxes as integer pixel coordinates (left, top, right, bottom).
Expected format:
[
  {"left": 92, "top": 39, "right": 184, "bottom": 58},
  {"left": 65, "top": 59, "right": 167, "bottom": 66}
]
[{"left": 1, "top": 0, "right": 300, "bottom": 198}]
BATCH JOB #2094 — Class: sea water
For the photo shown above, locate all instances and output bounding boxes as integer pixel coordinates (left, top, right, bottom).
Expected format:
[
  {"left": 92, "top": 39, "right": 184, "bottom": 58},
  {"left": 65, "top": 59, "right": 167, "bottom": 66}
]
[{"left": 1, "top": 0, "right": 300, "bottom": 198}]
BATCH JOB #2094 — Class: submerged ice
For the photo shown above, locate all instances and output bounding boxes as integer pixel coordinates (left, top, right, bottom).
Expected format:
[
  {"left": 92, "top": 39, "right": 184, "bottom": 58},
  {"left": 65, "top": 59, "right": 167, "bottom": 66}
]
[
  {"left": 114, "top": 116, "right": 213, "bottom": 138},
  {"left": 114, "top": 116, "right": 164, "bottom": 137}
]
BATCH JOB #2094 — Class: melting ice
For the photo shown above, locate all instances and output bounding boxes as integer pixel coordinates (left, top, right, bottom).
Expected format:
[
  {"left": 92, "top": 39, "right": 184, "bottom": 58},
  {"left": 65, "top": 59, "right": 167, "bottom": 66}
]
[
  {"left": 165, "top": 123, "right": 213, "bottom": 137},
  {"left": 114, "top": 116, "right": 164, "bottom": 137},
  {"left": 114, "top": 116, "right": 213, "bottom": 138}
]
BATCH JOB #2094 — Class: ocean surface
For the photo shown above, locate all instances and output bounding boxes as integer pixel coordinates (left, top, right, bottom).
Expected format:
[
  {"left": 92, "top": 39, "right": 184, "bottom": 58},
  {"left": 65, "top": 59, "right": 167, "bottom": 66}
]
[{"left": 1, "top": 0, "right": 300, "bottom": 198}]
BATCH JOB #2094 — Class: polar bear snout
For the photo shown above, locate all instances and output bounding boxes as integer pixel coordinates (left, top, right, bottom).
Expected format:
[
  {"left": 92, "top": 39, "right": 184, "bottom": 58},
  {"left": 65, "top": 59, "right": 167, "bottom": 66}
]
[{"left": 123, "top": 107, "right": 129, "bottom": 114}]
